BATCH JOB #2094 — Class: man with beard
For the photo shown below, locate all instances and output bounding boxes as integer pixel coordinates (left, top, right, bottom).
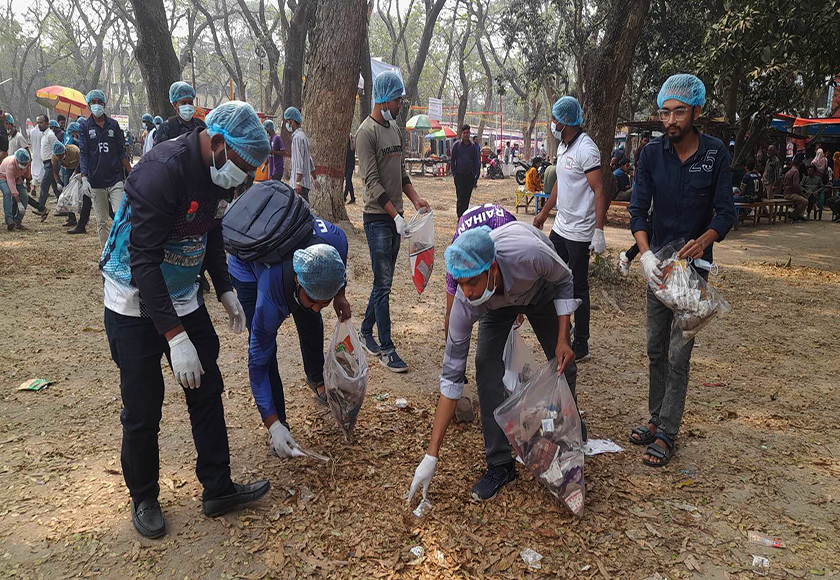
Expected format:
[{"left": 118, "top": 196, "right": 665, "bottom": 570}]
[{"left": 627, "top": 74, "right": 736, "bottom": 467}]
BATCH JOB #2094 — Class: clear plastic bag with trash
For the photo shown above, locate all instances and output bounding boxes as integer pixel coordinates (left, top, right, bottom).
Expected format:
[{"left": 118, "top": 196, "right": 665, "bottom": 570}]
[
  {"left": 649, "top": 239, "right": 731, "bottom": 342},
  {"left": 494, "top": 358, "right": 585, "bottom": 516},
  {"left": 324, "top": 319, "right": 368, "bottom": 441},
  {"left": 406, "top": 208, "right": 435, "bottom": 294},
  {"left": 502, "top": 327, "right": 535, "bottom": 394},
  {"left": 55, "top": 175, "right": 83, "bottom": 214}
]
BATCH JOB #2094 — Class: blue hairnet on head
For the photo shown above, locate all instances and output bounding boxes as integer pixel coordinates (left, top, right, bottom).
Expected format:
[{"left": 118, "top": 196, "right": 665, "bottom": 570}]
[
  {"left": 293, "top": 244, "right": 346, "bottom": 301},
  {"left": 445, "top": 225, "right": 496, "bottom": 280},
  {"left": 85, "top": 89, "right": 107, "bottom": 105},
  {"left": 205, "top": 100, "right": 270, "bottom": 167},
  {"left": 52, "top": 141, "right": 66, "bottom": 156},
  {"left": 49, "top": 119, "right": 59, "bottom": 128},
  {"left": 142, "top": 113, "right": 153, "bottom": 123},
  {"left": 283, "top": 106, "right": 302, "bottom": 124},
  {"left": 169, "top": 81, "right": 196, "bottom": 104},
  {"left": 154, "top": 116, "right": 163, "bottom": 126},
  {"left": 5, "top": 113, "right": 13, "bottom": 124},
  {"left": 263, "top": 119, "right": 275, "bottom": 131},
  {"left": 657, "top": 74, "right": 706, "bottom": 108},
  {"left": 373, "top": 71, "right": 404, "bottom": 104},
  {"left": 66, "top": 121, "right": 79, "bottom": 134},
  {"left": 552, "top": 96, "right": 583, "bottom": 127},
  {"left": 14, "top": 148, "right": 30, "bottom": 164}
]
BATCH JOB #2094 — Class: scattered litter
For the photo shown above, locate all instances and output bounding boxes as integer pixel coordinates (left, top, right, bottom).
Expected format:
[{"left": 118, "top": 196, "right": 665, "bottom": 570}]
[
  {"left": 519, "top": 548, "right": 542, "bottom": 569},
  {"left": 748, "top": 531, "right": 785, "bottom": 548},
  {"left": 290, "top": 442, "right": 329, "bottom": 462},
  {"left": 667, "top": 501, "right": 701, "bottom": 519},
  {"left": 373, "top": 392, "right": 390, "bottom": 401},
  {"left": 299, "top": 485, "right": 315, "bottom": 502},
  {"left": 435, "top": 550, "right": 445, "bottom": 566},
  {"left": 17, "top": 378, "right": 52, "bottom": 392},
  {"left": 410, "top": 546, "right": 424, "bottom": 558},
  {"left": 395, "top": 398, "right": 408, "bottom": 409},
  {"left": 751, "top": 555, "right": 770, "bottom": 575},
  {"left": 580, "top": 564, "right": 592, "bottom": 571},
  {"left": 679, "top": 466, "right": 697, "bottom": 477},
  {"left": 412, "top": 498, "right": 432, "bottom": 518},
  {"left": 583, "top": 438, "right": 624, "bottom": 456}
]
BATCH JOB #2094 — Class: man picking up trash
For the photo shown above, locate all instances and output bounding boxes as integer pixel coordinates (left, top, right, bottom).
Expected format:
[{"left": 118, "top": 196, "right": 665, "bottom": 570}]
[
  {"left": 627, "top": 74, "right": 736, "bottom": 467},
  {"left": 408, "top": 222, "right": 583, "bottom": 504},
  {"left": 100, "top": 101, "right": 271, "bottom": 539}
]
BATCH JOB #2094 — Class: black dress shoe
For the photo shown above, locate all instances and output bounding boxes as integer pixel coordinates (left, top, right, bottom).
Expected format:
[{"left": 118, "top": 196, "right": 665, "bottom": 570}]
[
  {"left": 67, "top": 226, "right": 86, "bottom": 234},
  {"left": 131, "top": 498, "right": 166, "bottom": 539},
  {"left": 202, "top": 480, "right": 270, "bottom": 517}
]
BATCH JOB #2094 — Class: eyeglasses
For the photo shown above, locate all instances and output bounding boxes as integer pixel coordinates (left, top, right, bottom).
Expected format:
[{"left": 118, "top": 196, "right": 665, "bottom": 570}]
[{"left": 658, "top": 106, "right": 692, "bottom": 122}]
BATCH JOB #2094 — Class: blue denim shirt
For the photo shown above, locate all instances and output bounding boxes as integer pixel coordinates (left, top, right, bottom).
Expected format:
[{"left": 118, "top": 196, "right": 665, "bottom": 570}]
[{"left": 629, "top": 130, "right": 736, "bottom": 263}]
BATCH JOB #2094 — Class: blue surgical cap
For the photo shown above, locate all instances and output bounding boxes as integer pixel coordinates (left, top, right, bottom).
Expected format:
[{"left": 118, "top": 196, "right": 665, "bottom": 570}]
[
  {"left": 5, "top": 113, "right": 13, "bottom": 124},
  {"left": 445, "top": 225, "right": 496, "bottom": 280},
  {"left": 552, "top": 96, "right": 583, "bottom": 127},
  {"left": 169, "top": 81, "right": 196, "bottom": 104},
  {"left": 85, "top": 89, "right": 107, "bottom": 105},
  {"left": 293, "top": 244, "right": 346, "bottom": 301},
  {"left": 66, "top": 121, "right": 80, "bottom": 134},
  {"left": 49, "top": 119, "right": 59, "bottom": 128},
  {"left": 373, "top": 71, "right": 404, "bottom": 104},
  {"left": 283, "top": 106, "right": 302, "bottom": 124},
  {"left": 263, "top": 119, "right": 275, "bottom": 131},
  {"left": 154, "top": 116, "right": 163, "bottom": 126},
  {"left": 52, "top": 141, "right": 66, "bottom": 156},
  {"left": 142, "top": 113, "right": 153, "bottom": 124},
  {"left": 14, "top": 148, "right": 30, "bottom": 164},
  {"left": 657, "top": 74, "right": 706, "bottom": 108},
  {"left": 205, "top": 100, "right": 270, "bottom": 167}
]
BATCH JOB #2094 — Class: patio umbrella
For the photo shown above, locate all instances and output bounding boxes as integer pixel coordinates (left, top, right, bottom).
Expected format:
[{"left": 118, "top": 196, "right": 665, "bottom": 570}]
[
  {"left": 428, "top": 126, "right": 457, "bottom": 139},
  {"left": 35, "top": 85, "right": 89, "bottom": 119},
  {"left": 406, "top": 114, "right": 442, "bottom": 131}
]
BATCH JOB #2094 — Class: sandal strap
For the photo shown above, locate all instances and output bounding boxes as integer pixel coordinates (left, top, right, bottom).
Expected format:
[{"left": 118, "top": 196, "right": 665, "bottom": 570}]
[
  {"left": 654, "top": 431, "right": 674, "bottom": 450},
  {"left": 644, "top": 443, "right": 667, "bottom": 459}
]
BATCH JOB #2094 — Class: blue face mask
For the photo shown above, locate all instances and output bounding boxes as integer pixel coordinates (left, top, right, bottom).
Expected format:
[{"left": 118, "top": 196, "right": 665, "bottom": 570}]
[
  {"left": 178, "top": 104, "right": 195, "bottom": 122},
  {"left": 90, "top": 104, "right": 105, "bottom": 118},
  {"left": 466, "top": 270, "right": 495, "bottom": 307}
]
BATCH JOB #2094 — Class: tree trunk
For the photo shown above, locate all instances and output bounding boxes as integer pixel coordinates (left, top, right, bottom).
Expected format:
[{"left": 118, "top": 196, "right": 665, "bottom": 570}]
[
  {"left": 455, "top": 17, "right": 471, "bottom": 131},
  {"left": 282, "top": 0, "right": 313, "bottom": 110},
  {"left": 400, "top": 0, "right": 447, "bottom": 126},
  {"left": 303, "top": 0, "right": 368, "bottom": 222},
  {"left": 359, "top": 21, "right": 373, "bottom": 119},
  {"left": 525, "top": 97, "right": 541, "bottom": 162},
  {"left": 725, "top": 61, "right": 741, "bottom": 124},
  {"left": 522, "top": 92, "right": 531, "bottom": 162},
  {"left": 475, "top": 36, "right": 493, "bottom": 141},
  {"left": 130, "top": 0, "right": 182, "bottom": 118},
  {"left": 581, "top": 0, "right": 650, "bottom": 200}
]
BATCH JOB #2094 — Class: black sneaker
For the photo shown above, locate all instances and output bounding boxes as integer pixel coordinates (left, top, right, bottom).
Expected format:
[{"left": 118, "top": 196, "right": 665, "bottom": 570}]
[
  {"left": 573, "top": 342, "right": 591, "bottom": 362},
  {"left": 471, "top": 462, "right": 516, "bottom": 501},
  {"left": 306, "top": 378, "right": 328, "bottom": 406},
  {"left": 360, "top": 332, "right": 381, "bottom": 355},
  {"left": 67, "top": 226, "right": 87, "bottom": 234},
  {"left": 6, "top": 223, "right": 14, "bottom": 231},
  {"left": 131, "top": 498, "right": 166, "bottom": 539}
]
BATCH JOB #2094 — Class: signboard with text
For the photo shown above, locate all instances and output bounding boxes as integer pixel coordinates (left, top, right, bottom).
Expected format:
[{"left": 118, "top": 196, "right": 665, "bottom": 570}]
[{"left": 428, "top": 97, "right": 443, "bottom": 121}]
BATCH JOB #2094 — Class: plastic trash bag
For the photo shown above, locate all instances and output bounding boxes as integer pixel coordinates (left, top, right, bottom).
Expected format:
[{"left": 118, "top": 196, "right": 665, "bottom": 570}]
[
  {"left": 494, "top": 359, "right": 585, "bottom": 516},
  {"left": 502, "top": 327, "right": 535, "bottom": 394},
  {"left": 55, "top": 175, "right": 82, "bottom": 214},
  {"left": 324, "top": 319, "right": 368, "bottom": 441},
  {"left": 406, "top": 208, "right": 435, "bottom": 294},
  {"left": 649, "top": 240, "right": 731, "bottom": 342}
]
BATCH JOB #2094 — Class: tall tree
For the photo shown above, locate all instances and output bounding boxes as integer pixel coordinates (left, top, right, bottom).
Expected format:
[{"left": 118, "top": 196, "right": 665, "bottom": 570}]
[
  {"left": 278, "top": 0, "right": 315, "bottom": 110},
  {"left": 399, "top": 0, "right": 447, "bottom": 125},
  {"left": 128, "top": 0, "right": 181, "bottom": 117},
  {"left": 302, "top": 0, "right": 369, "bottom": 221}
]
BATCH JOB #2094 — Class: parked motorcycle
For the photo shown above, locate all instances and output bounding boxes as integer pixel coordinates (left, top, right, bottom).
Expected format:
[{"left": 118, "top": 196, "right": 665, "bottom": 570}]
[
  {"left": 514, "top": 157, "right": 550, "bottom": 185},
  {"left": 486, "top": 155, "right": 504, "bottom": 179}
]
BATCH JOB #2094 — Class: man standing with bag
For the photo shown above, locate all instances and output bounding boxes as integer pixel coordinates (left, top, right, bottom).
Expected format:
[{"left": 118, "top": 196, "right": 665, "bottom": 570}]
[
  {"left": 533, "top": 96, "right": 608, "bottom": 362},
  {"left": 100, "top": 101, "right": 271, "bottom": 539},
  {"left": 284, "top": 107, "right": 315, "bottom": 202},
  {"left": 628, "top": 74, "right": 736, "bottom": 467},
  {"left": 356, "top": 71, "right": 430, "bottom": 373},
  {"left": 451, "top": 125, "right": 480, "bottom": 217}
]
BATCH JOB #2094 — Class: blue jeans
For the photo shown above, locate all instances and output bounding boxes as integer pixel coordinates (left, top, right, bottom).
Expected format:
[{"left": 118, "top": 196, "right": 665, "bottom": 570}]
[
  {"left": 361, "top": 220, "right": 401, "bottom": 353},
  {"left": 1, "top": 180, "right": 28, "bottom": 225},
  {"left": 38, "top": 162, "right": 59, "bottom": 207}
]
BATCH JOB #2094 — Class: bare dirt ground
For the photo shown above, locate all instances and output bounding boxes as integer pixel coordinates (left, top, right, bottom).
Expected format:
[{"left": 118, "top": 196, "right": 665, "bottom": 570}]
[{"left": 1, "top": 174, "right": 838, "bottom": 580}]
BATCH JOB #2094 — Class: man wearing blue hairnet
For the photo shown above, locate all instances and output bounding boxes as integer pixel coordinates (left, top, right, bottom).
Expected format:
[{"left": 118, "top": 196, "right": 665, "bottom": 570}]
[
  {"left": 356, "top": 70, "right": 430, "bottom": 372},
  {"left": 534, "top": 96, "right": 608, "bottom": 363},
  {"left": 2, "top": 148, "right": 32, "bottom": 231},
  {"left": 36, "top": 114, "right": 60, "bottom": 215},
  {"left": 100, "top": 101, "right": 271, "bottom": 539},
  {"left": 283, "top": 106, "right": 315, "bottom": 202},
  {"left": 408, "top": 221, "right": 584, "bottom": 505},
  {"left": 628, "top": 74, "right": 736, "bottom": 467},
  {"left": 73, "top": 90, "right": 132, "bottom": 245},
  {"left": 153, "top": 81, "right": 206, "bottom": 147}
]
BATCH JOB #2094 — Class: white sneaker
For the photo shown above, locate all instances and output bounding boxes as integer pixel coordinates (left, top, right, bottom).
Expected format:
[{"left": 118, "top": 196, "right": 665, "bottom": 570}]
[{"left": 619, "top": 252, "right": 630, "bottom": 277}]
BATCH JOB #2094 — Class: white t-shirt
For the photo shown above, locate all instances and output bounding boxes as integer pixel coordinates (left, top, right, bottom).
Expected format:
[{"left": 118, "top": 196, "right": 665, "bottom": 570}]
[
  {"left": 29, "top": 127, "right": 43, "bottom": 179},
  {"left": 551, "top": 131, "right": 601, "bottom": 242},
  {"left": 40, "top": 129, "right": 57, "bottom": 165}
]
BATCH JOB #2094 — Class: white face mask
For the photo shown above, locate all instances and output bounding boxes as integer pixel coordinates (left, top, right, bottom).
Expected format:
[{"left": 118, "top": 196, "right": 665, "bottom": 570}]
[
  {"left": 178, "top": 104, "right": 195, "bottom": 122},
  {"left": 90, "top": 104, "right": 105, "bottom": 118},
  {"left": 381, "top": 106, "right": 394, "bottom": 122},
  {"left": 551, "top": 121, "right": 564, "bottom": 140},
  {"left": 285, "top": 121, "right": 293, "bottom": 133},
  {"left": 16, "top": 162, "right": 27, "bottom": 171},
  {"left": 466, "top": 270, "right": 495, "bottom": 307},
  {"left": 210, "top": 145, "right": 248, "bottom": 189}
]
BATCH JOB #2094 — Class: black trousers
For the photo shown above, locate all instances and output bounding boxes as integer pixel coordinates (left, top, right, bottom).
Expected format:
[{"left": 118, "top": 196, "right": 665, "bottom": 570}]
[
  {"left": 105, "top": 305, "right": 236, "bottom": 502},
  {"left": 69, "top": 194, "right": 94, "bottom": 227},
  {"left": 343, "top": 170, "right": 355, "bottom": 202},
  {"left": 475, "top": 296, "right": 581, "bottom": 467},
  {"left": 549, "top": 231, "right": 591, "bottom": 346},
  {"left": 453, "top": 173, "right": 474, "bottom": 217}
]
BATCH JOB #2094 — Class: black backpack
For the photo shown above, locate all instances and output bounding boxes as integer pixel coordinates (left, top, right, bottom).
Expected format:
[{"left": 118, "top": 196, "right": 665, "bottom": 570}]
[{"left": 222, "top": 180, "right": 314, "bottom": 264}]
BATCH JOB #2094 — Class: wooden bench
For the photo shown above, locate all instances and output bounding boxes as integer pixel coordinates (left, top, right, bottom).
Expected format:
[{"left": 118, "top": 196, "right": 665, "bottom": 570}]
[
  {"left": 734, "top": 202, "right": 761, "bottom": 230},
  {"left": 514, "top": 186, "right": 534, "bottom": 213}
]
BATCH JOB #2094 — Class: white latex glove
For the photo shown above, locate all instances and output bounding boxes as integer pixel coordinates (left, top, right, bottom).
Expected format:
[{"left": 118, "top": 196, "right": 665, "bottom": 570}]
[
  {"left": 17, "top": 201, "right": 25, "bottom": 214},
  {"left": 57, "top": 182, "right": 64, "bottom": 194},
  {"left": 168, "top": 331, "right": 204, "bottom": 388},
  {"left": 640, "top": 250, "right": 663, "bottom": 287},
  {"left": 80, "top": 176, "right": 92, "bottom": 196},
  {"left": 269, "top": 421, "right": 306, "bottom": 458},
  {"left": 394, "top": 214, "right": 410, "bottom": 239},
  {"left": 407, "top": 454, "right": 437, "bottom": 504},
  {"left": 220, "top": 291, "right": 246, "bottom": 334},
  {"left": 589, "top": 228, "right": 606, "bottom": 254}
]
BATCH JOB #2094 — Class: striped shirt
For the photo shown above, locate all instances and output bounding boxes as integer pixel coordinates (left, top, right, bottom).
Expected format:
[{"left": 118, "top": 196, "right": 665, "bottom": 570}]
[{"left": 290, "top": 128, "right": 315, "bottom": 190}]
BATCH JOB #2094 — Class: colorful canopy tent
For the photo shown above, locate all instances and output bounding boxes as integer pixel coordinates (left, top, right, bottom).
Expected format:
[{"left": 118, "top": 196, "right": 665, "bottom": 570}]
[
  {"left": 35, "top": 86, "right": 89, "bottom": 119},
  {"left": 772, "top": 114, "right": 840, "bottom": 141}
]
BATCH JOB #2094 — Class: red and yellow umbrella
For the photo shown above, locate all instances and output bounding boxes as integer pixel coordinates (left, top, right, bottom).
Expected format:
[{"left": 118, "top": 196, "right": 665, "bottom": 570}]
[{"left": 35, "top": 86, "right": 89, "bottom": 119}]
